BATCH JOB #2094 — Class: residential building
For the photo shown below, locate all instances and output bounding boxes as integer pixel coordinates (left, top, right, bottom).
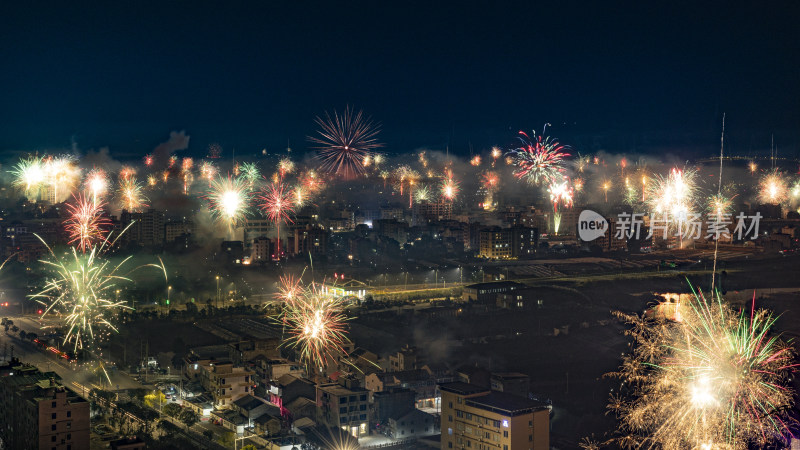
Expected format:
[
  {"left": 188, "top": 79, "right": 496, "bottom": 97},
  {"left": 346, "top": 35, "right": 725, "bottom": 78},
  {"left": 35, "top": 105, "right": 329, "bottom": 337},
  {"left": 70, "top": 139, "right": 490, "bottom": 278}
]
[
  {"left": 479, "top": 227, "right": 513, "bottom": 259},
  {"left": 387, "top": 408, "right": 436, "bottom": 440},
  {"left": 0, "top": 363, "right": 89, "bottom": 450},
  {"left": 198, "top": 361, "right": 255, "bottom": 408},
  {"left": 490, "top": 373, "right": 531, "bottom": 398},
  {"left": 250, "top": 236, "right": 276, "bottom": 264},
  {"left": 389, "top": 345, "right": 421, "bottom": 371},
  {"left": 164, "top": 219, "right": 193, "bottom": 242},
  {"left": 440, "top": 382, "right": 550, "bottom": 450},
  {"left": 288, "top": 224, "right": 328, "bottom": 256},
  {"left": 120, "top": 209, "right": 165, "bottom": 246},
  {"left": 317, "top": 383, "right": 370, "bottom": 438}
]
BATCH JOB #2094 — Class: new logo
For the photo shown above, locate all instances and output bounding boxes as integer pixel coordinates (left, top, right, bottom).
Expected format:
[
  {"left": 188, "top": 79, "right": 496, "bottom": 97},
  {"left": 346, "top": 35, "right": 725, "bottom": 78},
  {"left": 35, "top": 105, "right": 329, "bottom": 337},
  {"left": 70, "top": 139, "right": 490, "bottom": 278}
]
[{"left": 578, "top": 210, "right": 608, "bottom": 241}]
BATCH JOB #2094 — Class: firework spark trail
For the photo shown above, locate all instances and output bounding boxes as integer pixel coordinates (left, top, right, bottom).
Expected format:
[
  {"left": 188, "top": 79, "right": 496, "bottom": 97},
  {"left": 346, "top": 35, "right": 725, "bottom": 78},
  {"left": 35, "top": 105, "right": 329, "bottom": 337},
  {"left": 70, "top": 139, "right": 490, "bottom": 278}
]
[
  {"left": 491, "top": 147, "right": 502, "bottom": 167},
  {"left": 278, "top": 157, "right": 296, "bottom": 178},
  {"left": 548, "top": 178, "right": 574, "bottom": 234},
  {"left": 65, "top": 194, "right": 111, "bottom": 253},
  {"left": 10, "top": 156, "right": 46, "bottom": 199},
  {"left": 85, "top": 169, "right": 109, "bottom": 205},
  {"left": 117, "top": 177, "right": 149, "bottom": 212},
  {"left": 440, "top": 176, "right": 460, "bottom": 202},
  {"left": 758, "top": 170, "right": 788, "bottom": 205},
  {"left": 30, "top": 229, "right": 165, "bottom": 383},
  {"left": 118, "top": 166, "right": 136, "bottom": 181},
  {"left": 276, "top": 282, "right": 351, "bottom": 371},
  {"left": 414, "top": 184, "right": 431, "bottom": 203},
  {"left": 608, "top": 287, "right": 797, "bottom": 449},
  {"left": 44, "top": 155, "right": 81, "bottom": 203},
  {"left": 509, "top": 130, "right": 570, "bottom": 186},
  {"left": 647, "top": 168, "right": 698, "bottom": 240},
  {"left": 258, "top": 182, "right": 295, "bottom": 259},
  {"left": 308, "top": 107, "right": 382, "bottom": 179},
  {"left": 206, "top": 175, "right": 251, "bottom": 237},
  {"left": 239, "top": 162, "right": 260, "bottom": 186},
  {"left": 200, "top": 161, "right": 217, "bottom": 182}
]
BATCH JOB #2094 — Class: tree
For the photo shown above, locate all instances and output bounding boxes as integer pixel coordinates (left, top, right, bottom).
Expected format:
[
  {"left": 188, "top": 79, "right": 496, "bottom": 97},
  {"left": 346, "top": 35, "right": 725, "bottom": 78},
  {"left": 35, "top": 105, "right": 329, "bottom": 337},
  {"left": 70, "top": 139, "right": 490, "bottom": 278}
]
[
  {"left": 202, "top": 429, "right": 214, "bottom": 441},
  {"left": 144, "top": 390, "right": 166, "bottom": 409},
  {"left": 129, "top": 388, "right": 148, "bottom": 404},
  {"left": 19, "top": 330, "right": 26, "bottom": 340},
  {"left": 162, "top": 402, "right": 181, "bottom": 418},
  {"left": 218, "top": 430, "right": 235, "bottom": 448},
  {"left": 178, "top": 409, "right": 199, "bottom": 431},
  {"left": 241, "top": 445, "right": 257, "bottom": 450}
]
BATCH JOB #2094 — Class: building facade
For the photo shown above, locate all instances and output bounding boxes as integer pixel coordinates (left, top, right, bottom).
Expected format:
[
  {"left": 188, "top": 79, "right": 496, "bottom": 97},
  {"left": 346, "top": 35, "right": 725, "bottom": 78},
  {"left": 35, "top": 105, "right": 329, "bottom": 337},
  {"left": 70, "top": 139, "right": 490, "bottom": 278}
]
[{"left": 440, "top": 382, "right": 549, "bottom": 450}]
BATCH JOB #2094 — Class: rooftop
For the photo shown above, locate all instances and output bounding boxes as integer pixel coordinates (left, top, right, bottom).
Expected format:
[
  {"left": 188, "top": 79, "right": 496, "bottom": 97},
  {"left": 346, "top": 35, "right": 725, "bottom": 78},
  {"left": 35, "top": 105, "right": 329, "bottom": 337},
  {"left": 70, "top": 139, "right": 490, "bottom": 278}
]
[
  {"left": 439, "top": 382, "right": 490, "bottom": 396},
  {"left": 466, "top": 391, "right": 550, "bottom": 416},
  {"left": 463, "top": 281, "right": 527, "bottom": 291}
]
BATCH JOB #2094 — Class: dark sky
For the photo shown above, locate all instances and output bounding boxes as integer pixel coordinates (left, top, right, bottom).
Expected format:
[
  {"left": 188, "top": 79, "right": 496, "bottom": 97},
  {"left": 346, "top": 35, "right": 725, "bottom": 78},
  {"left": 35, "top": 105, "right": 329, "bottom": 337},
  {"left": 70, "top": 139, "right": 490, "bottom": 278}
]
[{"left": 1, "top": 1, "right": 798, "bottom": 158}]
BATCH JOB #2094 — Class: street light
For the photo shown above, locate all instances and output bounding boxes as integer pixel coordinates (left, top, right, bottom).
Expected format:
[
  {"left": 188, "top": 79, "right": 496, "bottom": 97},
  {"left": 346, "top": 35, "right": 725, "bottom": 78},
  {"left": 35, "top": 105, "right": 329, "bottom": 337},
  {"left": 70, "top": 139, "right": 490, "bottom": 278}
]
[
  {"left": 215, "top": 276, "right": 220, "bottom": 308},
  {"left": 167, "top": 286, "right": 172, "bottom": 312}
]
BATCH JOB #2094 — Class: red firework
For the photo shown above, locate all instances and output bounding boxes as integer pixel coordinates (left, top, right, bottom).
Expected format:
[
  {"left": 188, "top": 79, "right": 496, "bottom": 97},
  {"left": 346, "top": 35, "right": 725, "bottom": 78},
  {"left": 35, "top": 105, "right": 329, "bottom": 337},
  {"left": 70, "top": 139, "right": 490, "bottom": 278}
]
[
  {"left": 308, "top": 107, "right": 382, "bottom": 179},
  {"left": 482, "top": 171, "right": 499, "bottom": 190},
  {"left": 143, "top": 154, "right": 153, "bottom": 167},
  {"left": 64, "top": 194, "right": 111, "bottom": 252},
  {"left": 258, "top": 182, "right": 295, "bottom": 259},
  {"left": 510, "top": 131, "right": 570, "bottom": 185}
]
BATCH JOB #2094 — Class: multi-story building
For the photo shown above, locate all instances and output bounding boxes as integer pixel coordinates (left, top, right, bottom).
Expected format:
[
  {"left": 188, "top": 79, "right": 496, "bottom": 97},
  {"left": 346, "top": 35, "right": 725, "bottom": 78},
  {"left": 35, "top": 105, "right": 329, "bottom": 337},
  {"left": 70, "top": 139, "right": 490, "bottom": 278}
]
[
  {"left": 511, "top": 225, "right": 538, "bottom": 257},
  {"left": 317, "top": 383, "right": 370, "bottom": 438},
  {"left": 389, "top": 345, "right": 421, "bottom": 371},
  {"left": 198, "top": 361, "right": 255, "bottom": 409},
  {"left": 120, "top": 209, "right": 165, "bottom": 246},
  {"left": 440, "top": 382, "right": 549, "bottom": 450},
  {"left": 244, "top": 218, "right": 275, "bottom": 244},
  {"left": 164, "top": 219, "right": 193, "bottom": 242},
  {"left": 288, "top": 224, "right": 328, "bottom": 256},
  {"left": 250, "top": 236, "right": 275, "bottom": 264},
  {"left": 0, "top": 362, "right": 89, "bottom": 450},
  {"left": 479, "top": 227, "right": 513, "bottom": 259},
  {"left": 413, "top": 200, "right": 453, "bottom": 225}
]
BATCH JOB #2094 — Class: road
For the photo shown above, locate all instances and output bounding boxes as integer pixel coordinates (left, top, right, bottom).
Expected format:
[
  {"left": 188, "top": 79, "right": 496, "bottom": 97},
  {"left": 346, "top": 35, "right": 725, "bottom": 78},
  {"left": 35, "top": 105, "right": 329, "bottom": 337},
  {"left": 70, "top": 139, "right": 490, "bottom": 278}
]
[{"left": 1, "top": 314, "right": 146, "bottom": 395}]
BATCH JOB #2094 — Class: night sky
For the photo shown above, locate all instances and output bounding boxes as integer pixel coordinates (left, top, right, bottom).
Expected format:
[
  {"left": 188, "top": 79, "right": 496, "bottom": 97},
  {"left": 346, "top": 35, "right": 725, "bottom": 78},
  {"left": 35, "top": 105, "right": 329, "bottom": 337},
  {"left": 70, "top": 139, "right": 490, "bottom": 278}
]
[{"left": 1, "top": 2, "right": 798, "bottom": 157}]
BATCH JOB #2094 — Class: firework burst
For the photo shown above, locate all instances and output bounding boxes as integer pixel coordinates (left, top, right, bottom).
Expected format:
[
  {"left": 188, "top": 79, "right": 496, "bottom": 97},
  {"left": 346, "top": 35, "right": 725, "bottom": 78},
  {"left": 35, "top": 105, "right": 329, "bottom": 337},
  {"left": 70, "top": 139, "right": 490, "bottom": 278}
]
[
  {"left": 758, "top": 170, "right": 788, "bottom": 205},
  {"left": 470, "top": 155, "right": 482, "bottom": 167},
  {"left": 258, "top": 182, "right": 295, "bottom": 258},
  {"left": 206, "top": 175, "right": 251, "bottom": 231},
  {"left": 308, "top": 107, "right": 382, "bottom": 179},
  {"left": 44, "top": 155, "right": 81, "bottom": 203},
  {"left": 30, "top": 229, "right": 166, "bottom": 384},
  {"left": 441, "top": 176, "right": 460, "bottom": 202},
  {"left": 708, "top": 193, "right": 734, "bottom": 221},
  {"left": 118, "top": 166, "right": 136, "bottom": 181},
  {"left": 548, "top": 178, "right": 574, "bottom": 211},
  {"left": 10, "top": 156, "right": 45, "bottom": 200},
  {"left": 84, "top": 169, "right": 109, "bottom": 204},
  {"left": 117, "top": 178, "right": 149, "bottom": 212},
  {"left": 414, "top": 184, "right": 431, "bottom": 203},
  {"left": 238, "top": 162, "right": 260, "bottom": 186},
  {"left": 647, "top": 168, "right": 698, "bottom": 224},
  {"left": 510, "top": 130, "right": 570, "bottom": 185},
  {"left": 278, "top": 157, "right": 296, "bottom": 178},
  {"left": 277, "top": 282, "right": 350, "bottom": 370},
  {"left": 200, "top": 161, "right": 217, "bottom": 182},
  {"left": 65, "top": 194, "right": 111, "bottom": 253},
  {"left": 608, "top": 288, "right": 797, "bottom": 449}
]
